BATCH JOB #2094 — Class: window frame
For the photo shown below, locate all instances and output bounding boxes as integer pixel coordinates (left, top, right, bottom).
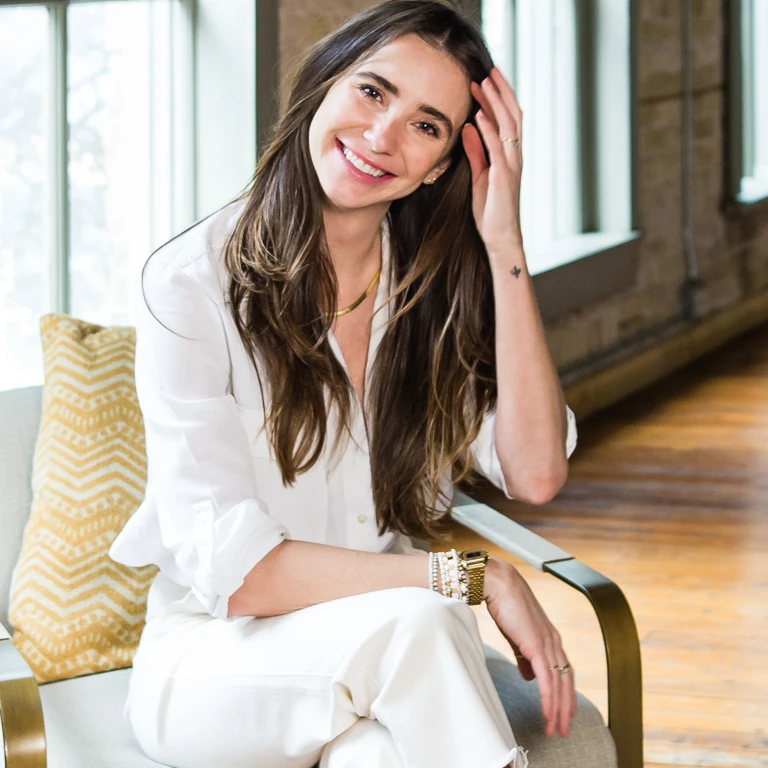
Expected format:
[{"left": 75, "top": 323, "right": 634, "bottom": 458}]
[
  {"left": 0, "top": 0, "right": 278, "bottom": 320},
  {"left": 470, "top": 0, "right": 640, "bottom": 322},
  {"left": 725, "top": 0, "right": 768, "bottom": 216}
]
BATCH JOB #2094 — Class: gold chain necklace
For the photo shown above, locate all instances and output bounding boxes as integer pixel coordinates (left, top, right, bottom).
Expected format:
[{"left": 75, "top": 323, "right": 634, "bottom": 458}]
[{"left": 324, "top": 263, "right": 382, "bottom": 318}]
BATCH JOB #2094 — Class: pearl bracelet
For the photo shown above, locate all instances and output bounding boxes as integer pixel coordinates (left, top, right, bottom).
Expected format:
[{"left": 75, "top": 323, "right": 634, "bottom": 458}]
[
  {"left": 428, "top": 550, "right": 469, "bottom": 603},
  {"left": 429, "top": 550, "right": 440, "bottom": 593}
]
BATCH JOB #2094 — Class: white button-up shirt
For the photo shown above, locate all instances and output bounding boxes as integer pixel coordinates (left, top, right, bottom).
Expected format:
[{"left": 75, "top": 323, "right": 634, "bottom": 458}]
[{"left": 110, "top": 201, "right": 578, "bottom": 619}]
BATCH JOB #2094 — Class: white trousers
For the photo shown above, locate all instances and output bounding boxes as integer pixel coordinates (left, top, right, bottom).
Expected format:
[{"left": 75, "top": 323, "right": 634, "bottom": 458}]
[{"left": 126, "top": 580, "right": 528, "bottom": 768}]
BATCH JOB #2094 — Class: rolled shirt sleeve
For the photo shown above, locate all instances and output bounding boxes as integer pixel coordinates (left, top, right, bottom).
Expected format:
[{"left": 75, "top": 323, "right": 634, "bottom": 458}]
[
  {"left": 470, "top": 404, "right": 578, "bottom": 500},
  {"left": 110, "top": 249, "right": 289, "bottom": 619}
]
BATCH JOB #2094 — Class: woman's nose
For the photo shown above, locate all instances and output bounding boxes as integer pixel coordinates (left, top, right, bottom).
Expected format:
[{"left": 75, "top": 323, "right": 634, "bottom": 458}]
[{"left": 363, "top": 117, "right": 398, "bottom": 154}]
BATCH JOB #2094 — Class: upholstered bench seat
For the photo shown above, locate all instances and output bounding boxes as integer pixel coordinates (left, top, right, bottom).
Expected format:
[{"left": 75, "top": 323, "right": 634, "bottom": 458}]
[
  {"left": 29, "top": 649, "right": 614, "bottom": 768},
  {"left": 36, "top": 669, "right": 164, "bottom": 768}
]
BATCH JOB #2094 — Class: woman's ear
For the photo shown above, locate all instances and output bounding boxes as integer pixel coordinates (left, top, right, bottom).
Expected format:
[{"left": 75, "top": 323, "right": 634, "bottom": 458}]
[{"left": 423, "top": 160, "right": 450, "bottom": 185}]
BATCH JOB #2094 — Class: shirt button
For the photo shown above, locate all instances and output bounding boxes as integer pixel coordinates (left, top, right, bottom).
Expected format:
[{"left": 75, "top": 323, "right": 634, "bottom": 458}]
[{"left": 357, "top": 514, "right": 367, "bottom": 524}]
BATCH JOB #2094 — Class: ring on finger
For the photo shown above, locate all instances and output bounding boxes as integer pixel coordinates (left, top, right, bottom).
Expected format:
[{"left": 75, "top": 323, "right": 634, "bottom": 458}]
[{"left": 501, "top": 136, "right": 520, "bottom": 147}]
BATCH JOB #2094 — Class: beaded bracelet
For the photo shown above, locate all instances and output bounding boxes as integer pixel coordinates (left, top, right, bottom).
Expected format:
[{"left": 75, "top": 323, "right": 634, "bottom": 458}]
[
  {"left": 445, "top": 549, "right": 459, "bottom": 600},
  {"left": 437, "top": 552, "right": 449, "bottom": 597},
  {"left": 428, "top": 550, "right": 470, "bottom": 603},
  {"left": 429, "top": 550, "right": 440, "bottom": 593}
]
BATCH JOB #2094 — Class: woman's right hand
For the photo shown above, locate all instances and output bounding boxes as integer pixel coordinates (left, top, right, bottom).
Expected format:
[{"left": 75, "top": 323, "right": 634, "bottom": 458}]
[{"left": 483, "top": 557, "right": 576, "bottom": 738}]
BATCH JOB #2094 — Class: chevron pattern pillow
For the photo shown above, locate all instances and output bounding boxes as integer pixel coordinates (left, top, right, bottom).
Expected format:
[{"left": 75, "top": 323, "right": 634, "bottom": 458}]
[{"left": 9, "top": 314, "right": 156, "bottom": 683}]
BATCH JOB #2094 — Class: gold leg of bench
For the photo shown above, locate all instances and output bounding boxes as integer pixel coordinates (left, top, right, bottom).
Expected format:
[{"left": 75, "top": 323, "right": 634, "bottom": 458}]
[
  {"left": 545, "top": 559, "right": 643, "bottom": 768},
  {"left": 0, "top": 641, "right": 47, "bottom": 768}
]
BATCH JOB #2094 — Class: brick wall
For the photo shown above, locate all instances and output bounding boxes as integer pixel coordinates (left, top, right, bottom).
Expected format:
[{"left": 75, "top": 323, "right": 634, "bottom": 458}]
[{"left": 276, "top": 0, "right": 768, "bottom": 375}]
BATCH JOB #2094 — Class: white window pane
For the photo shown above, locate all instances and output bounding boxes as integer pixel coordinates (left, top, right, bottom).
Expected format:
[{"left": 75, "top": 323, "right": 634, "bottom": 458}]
[
  {"left": 0, "top": 5, "right": 49, "bottom": 391},
  {"left": 738, "top": 0, "right": 768, "bottom": 200},
  {"left": 195, "top": 0, "right": 256, "bottom": 215},
  {"left": 552, "top": 0, "right": 580, "bottom": 238},
  {"left": 481, "top": 0, "right": 581, "bottom": 272},
  {"left": 751, "top": 0, "right": 768, "bottom": 181},
  {"left": 516, "top": 2, "right": 553, "bottom": 251},
  {"left": 67, "top": 0, "right": 164, "bottom": 327},
  {"left": 482, "top": 0, "right": 515, "bottom": 83}
]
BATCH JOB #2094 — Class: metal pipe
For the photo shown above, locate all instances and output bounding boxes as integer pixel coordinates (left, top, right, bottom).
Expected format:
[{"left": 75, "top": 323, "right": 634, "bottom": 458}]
[{"left": 680, "top": 0, "right": 702, "bottom": 320}]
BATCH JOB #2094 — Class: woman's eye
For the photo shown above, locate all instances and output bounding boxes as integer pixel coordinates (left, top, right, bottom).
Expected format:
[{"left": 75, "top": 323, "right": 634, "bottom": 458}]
[
  {"left": 357, "top": 84, "right": 439, "bottom": 138},
  {"left": 360, "top": 84, "right": 382, "bottom": 102},
  {"left": 416, "top": 121, "right": 439, "bottom": 138}
]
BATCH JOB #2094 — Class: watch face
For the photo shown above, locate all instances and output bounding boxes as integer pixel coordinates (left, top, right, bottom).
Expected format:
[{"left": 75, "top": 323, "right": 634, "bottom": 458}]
[{"left": 464, "top": 550, "right": 484, "bottom": 560}]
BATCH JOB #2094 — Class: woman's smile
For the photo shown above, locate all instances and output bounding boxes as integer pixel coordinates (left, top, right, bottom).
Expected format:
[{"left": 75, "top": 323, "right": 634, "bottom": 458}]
[{"left": 336, "top": 139, "right": 396, "bottom": 185}]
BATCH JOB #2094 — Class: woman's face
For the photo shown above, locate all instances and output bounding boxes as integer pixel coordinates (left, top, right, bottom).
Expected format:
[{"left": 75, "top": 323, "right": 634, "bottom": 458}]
[{"left": 308, "top": 34, "right": 472, "bottom": 212}]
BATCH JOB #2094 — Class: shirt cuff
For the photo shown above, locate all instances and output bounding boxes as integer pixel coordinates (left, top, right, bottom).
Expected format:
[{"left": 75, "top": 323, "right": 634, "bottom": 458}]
[
  {"left": 475, "top": 404, "right": 579, "bottom": 501},
  {"left": 186, "top": 498, "right": 291, "bottom": 619}
]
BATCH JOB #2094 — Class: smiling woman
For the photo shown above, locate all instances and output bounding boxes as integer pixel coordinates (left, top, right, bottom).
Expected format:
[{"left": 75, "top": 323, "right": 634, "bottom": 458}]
[{"left": 109, "top": 2, "right": 583, "bottom": 767}]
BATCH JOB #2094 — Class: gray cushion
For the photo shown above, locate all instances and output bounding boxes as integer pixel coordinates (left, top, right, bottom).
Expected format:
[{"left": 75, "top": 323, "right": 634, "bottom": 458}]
[
  {"left": 0, "top": 386, "right": 42, "bottom": 627},
  {"left": 486, "top": 646, "right": 617, "bottom": 767}
]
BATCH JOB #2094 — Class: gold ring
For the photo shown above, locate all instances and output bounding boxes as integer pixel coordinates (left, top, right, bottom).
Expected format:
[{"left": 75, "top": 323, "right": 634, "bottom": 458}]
[
  {"left": 501, "top": 136, "right": 520, "bottom": 147},
  {"left": 557, "top": 663, "right": 573, "bottom": 676}
]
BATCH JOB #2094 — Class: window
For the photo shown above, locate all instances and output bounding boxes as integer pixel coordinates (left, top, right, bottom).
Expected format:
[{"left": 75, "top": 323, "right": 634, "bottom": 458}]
[
  {"left": 729, "top": 0, "right": 768, "bottom": 204},
  {"left": 0, "top": 4, "right": 49, "bottom": 392},
  {"left": 481, "top": 0, "right": 638, "bottom": 278},
  {"left": 0, "top": 0, "right": 271, "bottom": 392}
]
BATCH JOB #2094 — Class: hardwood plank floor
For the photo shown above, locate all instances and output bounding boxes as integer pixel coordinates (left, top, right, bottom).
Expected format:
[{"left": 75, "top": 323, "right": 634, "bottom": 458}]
[{"left": 441, "top": 323, "right": 768, "bottom": 768}]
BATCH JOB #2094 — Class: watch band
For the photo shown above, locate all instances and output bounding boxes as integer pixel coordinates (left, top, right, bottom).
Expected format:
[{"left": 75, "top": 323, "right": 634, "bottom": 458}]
[{"left": 458, "top": 549, "right": 489, "bottom": 605}]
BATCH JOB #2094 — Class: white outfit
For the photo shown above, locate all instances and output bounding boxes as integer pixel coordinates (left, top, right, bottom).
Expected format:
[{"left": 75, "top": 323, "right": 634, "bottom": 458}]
[{"left": 110, "top": 200, "right": 578, "bottom": 768}]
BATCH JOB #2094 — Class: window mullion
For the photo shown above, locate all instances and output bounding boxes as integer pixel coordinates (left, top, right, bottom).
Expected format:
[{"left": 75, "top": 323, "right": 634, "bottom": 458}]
[
  {"left": 172, "top": 0, "right": 196, "bottom": 229},
  {"left": 255, "top": 0, "right": 279, "bottom": 157},
  {"left": 48, "top": 0, "right": 70, "bottom": 314},
  {"left": 578, "top": 0, "right": 597, "bottom": 232}
]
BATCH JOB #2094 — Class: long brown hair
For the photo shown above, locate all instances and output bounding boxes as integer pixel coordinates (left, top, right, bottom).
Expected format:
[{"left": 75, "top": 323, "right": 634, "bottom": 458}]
[{"left": 225, "top": 0, "right": 496, "bottom": 540}]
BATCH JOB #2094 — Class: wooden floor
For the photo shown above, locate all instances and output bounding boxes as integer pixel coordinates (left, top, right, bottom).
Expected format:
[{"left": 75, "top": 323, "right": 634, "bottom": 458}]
[{"left": 444, "top": 323, "right": 768, "bottom": 768}]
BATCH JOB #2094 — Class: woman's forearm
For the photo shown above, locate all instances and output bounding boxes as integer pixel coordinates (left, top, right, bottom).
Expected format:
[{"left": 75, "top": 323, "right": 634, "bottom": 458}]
[
  {"left": 488, "top": 247, "right": 569, "bottom": 503},
  {"left": 228, "top": 540, "right": 429, "bottom": 618}
]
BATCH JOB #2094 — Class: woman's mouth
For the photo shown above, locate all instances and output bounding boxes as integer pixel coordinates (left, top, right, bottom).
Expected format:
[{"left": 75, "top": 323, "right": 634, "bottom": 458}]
[{"left": 336, "top": 140, "right": 395, "bottom": 185}]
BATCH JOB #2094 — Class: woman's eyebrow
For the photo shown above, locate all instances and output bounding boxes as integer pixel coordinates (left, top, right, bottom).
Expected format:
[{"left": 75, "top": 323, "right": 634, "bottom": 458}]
[{"left": 354, "top": 69, "right": 454, "bottom": 137}]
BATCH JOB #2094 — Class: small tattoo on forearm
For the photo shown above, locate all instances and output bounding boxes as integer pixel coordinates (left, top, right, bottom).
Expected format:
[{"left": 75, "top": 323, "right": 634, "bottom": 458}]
[{"left": 511, "top": 266, "right": 522, "bottom": 278}]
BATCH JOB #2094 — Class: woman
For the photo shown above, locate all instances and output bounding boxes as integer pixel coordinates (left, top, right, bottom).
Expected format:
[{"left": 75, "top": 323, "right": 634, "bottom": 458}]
[{"left": 110, "top": 1, "right": 579, "bottom": 766}]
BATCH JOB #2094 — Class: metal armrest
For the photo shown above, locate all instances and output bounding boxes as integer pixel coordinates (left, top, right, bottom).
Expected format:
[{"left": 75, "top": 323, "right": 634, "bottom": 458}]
[
  {"left": 0, "top": 623, "right": 46, "bottom": 768},
  {"left": 451, "top": 489, "right": 643, "bottom": 768}
]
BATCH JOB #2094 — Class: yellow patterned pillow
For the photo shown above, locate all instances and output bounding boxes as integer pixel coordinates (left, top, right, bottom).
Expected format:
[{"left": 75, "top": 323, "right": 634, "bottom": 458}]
[{"left": 9, "top": 314, "right": 156, "bottom": 683}]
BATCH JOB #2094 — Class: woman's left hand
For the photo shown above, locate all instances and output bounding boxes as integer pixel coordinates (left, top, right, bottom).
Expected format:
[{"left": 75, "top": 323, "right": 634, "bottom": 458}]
[
  {"left": 484, "top": 558, "right": 577, "bottom": 738},
  {"left": 462, "top": 67, "right": 524, "bottom": 257}
]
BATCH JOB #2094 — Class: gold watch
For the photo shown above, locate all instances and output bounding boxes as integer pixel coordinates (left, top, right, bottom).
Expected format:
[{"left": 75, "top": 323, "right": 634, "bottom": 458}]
[{"left": 459, "top": 549, "right": 489, "bottom": 605}]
